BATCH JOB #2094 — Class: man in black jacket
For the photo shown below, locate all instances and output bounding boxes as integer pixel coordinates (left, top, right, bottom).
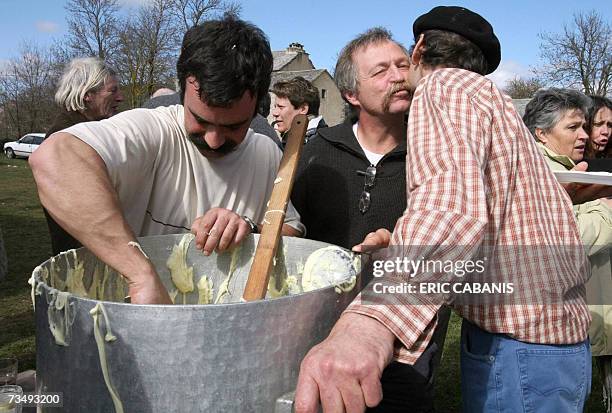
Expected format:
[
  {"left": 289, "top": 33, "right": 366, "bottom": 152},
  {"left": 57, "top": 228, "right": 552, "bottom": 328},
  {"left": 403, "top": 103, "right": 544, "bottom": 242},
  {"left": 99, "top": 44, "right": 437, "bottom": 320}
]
[{"left": 291, "top": 28, "right": 448, "bottom": 413}]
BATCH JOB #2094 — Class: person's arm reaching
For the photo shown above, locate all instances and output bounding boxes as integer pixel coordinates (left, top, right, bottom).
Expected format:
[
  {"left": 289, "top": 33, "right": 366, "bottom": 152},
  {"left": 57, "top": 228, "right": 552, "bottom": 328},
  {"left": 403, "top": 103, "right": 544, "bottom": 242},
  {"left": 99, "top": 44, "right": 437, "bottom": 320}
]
[
  {"left": 190, "top": 208, "right": 303, "bottom": 256},
  {"left": 562, "top": 162, "right": 612, "bottom": 203},
  {"left": 294, "top": 313, "right": 395, "bottom": 413},
  {"left": 30, "top": 132, "right": 171, "bottom": 304},
  {"left": 295, "top": 73, "right": 492, "bottom": 412}
]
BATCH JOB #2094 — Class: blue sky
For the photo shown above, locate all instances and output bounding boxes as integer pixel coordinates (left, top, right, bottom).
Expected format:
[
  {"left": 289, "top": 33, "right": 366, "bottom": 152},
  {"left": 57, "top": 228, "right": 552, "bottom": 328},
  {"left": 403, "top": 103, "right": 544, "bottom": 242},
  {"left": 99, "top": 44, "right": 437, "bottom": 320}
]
[{"left": 1, "top": 0, "right": 610, "bottom": 88}]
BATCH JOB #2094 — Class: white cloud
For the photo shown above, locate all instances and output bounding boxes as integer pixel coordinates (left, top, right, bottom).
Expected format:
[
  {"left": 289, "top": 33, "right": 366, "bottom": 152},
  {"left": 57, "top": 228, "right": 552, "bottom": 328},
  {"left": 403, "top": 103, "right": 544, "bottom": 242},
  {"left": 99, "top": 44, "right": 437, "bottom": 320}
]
[
  {"left": 36, "top": 21, "right": 59, "bottom": 33},
  {"left": 486, "top": 60, "right": 532, "bottom": 90}
]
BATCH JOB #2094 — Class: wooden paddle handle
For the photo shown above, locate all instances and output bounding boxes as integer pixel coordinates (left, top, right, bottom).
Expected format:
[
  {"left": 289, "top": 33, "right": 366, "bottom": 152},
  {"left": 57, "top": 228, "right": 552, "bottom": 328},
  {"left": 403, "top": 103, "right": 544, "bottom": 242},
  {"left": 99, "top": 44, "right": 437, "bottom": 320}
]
[{"left": 242, "top": 114, "right": 308, "bottom": 301}]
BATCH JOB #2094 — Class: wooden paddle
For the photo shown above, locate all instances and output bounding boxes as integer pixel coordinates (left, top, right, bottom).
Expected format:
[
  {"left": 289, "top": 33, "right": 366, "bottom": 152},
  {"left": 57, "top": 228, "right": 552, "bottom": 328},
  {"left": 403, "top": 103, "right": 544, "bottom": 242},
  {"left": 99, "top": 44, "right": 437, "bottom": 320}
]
[{"left": 242, "top": 114, "right": 308, "bottom": 301}]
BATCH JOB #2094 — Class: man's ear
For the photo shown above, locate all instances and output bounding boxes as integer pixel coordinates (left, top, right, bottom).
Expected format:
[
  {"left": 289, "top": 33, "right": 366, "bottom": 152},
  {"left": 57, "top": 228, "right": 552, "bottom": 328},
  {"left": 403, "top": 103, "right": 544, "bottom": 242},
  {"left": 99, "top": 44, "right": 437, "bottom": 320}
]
[
  {"left": 84, "top": 92, "right": 92, "bottom": 103},
  {"left": 344, "top": 91, "right": 360, "bottom": 108},
  {"left": 535, "top": 128, "right": 547, "bottom": 143},
  {"left": 411, "top": 34, "right": 425, "bottom": 66},
  {"left": 298, "top": 103, "right": 309, "bottom": 115}
]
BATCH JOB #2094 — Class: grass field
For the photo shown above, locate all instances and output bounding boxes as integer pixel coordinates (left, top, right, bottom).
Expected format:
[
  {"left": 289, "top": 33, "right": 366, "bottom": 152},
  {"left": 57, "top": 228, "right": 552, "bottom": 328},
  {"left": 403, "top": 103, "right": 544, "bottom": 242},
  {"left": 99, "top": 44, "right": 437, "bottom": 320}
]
[{"left": 0, "top": 155, "right": 606, "bottom": 411}]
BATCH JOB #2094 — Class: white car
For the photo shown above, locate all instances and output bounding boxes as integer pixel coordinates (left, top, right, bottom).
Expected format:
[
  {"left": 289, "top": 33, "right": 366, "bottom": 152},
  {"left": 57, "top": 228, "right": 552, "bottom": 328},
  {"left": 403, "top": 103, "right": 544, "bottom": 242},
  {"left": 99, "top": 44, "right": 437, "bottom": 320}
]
[{"left": 4, "top": 133, "right": 46, "bottom": 159}]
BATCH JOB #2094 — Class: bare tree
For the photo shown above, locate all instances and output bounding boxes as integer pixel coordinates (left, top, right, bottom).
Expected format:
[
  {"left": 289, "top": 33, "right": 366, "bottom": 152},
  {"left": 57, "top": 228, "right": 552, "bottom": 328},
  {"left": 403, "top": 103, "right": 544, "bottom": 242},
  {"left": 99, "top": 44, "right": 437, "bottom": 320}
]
[
  {"left": 0, "top": 0, "right": 246, "bottom": 132},
  {"left": 116, "top": 0, "right": 180, "bottom": 107},
  {"left": 504, "top": 77, "right": 545, "bottom": 99},
  {"left": 116, "top": 0, "right": 241, "bottom": 107},
  {"left": 64, "top": 0, "right": 121, "bottom": 61},
  {"left": 0, "top": 42, "right": 57, "bottom": 138},
  {"left": 537, "top": 10, "right": 611, "bottom": 95},
  {"left": 170, "top": 0, "right": 241, "bottom": 32}
]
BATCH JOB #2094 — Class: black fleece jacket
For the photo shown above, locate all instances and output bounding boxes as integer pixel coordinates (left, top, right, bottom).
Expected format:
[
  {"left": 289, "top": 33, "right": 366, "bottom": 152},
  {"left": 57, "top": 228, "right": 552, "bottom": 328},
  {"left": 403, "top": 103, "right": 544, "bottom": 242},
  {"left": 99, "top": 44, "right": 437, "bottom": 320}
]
[{"left": 291, "top": 122, "right": 407, "bottom": 249}]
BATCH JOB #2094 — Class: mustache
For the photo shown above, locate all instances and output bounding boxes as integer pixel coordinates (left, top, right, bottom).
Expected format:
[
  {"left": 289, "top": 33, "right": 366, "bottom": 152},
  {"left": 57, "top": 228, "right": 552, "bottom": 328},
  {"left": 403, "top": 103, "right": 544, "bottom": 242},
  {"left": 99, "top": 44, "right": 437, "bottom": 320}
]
[
  {"left": 188, "top": 133, "right": 237, "bottom": 155},
  {"left": 382, "top": 81, "right": 412, "bottom": 111},
  {"left": 388, "top": 81, "right": 411, "bottom": 96}
]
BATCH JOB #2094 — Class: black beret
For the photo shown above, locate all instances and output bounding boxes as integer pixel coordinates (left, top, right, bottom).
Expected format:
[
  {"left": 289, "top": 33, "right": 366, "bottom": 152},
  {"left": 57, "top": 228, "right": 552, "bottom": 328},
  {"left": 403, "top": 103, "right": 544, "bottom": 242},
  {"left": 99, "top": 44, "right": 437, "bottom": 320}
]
[{"left": 413, "top": 6, "right": 501, "bottom": 74}]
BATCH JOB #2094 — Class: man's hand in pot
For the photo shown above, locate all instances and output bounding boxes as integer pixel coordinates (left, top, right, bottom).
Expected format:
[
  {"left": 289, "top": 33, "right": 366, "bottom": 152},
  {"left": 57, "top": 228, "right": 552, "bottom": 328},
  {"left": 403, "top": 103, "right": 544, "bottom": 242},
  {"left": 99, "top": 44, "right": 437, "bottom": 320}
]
[{"left": 191, "top": 208, "right": 251, "bottom": 256}]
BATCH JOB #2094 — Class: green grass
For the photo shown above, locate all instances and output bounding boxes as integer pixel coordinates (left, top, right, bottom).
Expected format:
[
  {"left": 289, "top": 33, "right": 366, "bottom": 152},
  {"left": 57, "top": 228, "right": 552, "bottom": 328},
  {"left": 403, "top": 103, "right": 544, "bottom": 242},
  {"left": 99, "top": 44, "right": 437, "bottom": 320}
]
[
  {"left": 0, "top": 156, "right": 52, "bottom": 371},
  {"left": 0, "top": 154, "right": 606, "bottom": 411}
]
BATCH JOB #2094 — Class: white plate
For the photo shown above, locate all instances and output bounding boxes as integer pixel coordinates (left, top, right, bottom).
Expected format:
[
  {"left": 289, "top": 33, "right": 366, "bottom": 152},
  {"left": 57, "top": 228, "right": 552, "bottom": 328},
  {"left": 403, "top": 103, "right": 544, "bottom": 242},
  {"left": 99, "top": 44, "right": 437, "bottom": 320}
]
[{"left": 553, "top": 171, "right": 612, "bottom": 185}]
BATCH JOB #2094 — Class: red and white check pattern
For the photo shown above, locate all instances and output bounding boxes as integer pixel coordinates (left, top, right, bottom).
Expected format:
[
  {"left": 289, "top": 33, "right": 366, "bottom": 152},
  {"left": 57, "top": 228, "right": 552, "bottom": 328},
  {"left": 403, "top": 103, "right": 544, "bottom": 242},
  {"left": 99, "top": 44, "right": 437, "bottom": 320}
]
[{"left": 346, "top": 68, "right": 591, "bottom": 364}]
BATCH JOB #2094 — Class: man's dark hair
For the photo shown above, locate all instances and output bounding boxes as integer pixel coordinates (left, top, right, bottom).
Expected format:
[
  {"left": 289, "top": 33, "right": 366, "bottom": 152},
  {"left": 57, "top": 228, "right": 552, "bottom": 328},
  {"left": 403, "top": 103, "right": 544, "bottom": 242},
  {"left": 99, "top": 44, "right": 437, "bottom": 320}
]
[
  {"left": 411, "top": 30, "right": 489, "bottom": 75},
  {"left": 271, "top": 76, "right": 320, "bottom": 116},
  {"left": 177, "top": 16, "right": 273, "bottom": 109}
]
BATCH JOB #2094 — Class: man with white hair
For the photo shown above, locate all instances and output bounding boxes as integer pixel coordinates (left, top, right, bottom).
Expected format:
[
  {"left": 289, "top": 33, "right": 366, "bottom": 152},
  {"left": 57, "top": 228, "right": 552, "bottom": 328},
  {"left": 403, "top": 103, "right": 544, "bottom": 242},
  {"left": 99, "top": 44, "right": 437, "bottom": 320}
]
[
  {"left": 44, "top": 57, "right": 124, "bottom": 255},
  {"left": 53, "top": 57, "right": 124, "bottom": 122}
]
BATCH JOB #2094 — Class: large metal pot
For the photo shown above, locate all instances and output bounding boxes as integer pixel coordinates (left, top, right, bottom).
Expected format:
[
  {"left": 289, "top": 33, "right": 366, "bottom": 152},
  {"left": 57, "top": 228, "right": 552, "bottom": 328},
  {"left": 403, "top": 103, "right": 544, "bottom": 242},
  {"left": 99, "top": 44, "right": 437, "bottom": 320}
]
[{"left": 31, "top": 234, "right": 360, "bottom": 412}]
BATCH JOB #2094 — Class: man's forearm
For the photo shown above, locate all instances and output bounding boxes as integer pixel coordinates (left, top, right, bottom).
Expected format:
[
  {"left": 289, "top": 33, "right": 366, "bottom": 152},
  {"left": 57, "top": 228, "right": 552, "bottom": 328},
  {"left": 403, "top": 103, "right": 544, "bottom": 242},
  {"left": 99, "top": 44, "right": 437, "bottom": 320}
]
[{"left": 30, "top": 133, "right": 156, "bottom": 283}]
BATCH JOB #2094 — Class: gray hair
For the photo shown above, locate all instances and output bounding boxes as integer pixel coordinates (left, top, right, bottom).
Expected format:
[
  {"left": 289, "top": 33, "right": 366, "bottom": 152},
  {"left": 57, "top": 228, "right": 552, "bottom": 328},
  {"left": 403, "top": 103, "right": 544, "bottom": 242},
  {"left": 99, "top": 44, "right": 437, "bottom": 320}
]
[
  {"left": 334, "top": 27, "right": 408, "bottom": 101},
  {"left": 54, "top": 57, "right": 117, "bottom": 112},
  {"left": 522, "top": 88, "right": 591, "bottom": 137}
]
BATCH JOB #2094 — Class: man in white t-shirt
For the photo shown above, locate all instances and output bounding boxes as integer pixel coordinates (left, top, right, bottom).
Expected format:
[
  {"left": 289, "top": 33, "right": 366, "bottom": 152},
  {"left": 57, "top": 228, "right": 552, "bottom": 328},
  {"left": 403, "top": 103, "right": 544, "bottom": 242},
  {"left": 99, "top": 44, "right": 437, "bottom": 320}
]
[{"left": 30, "top": 17, "right": 303, "bottom": 305}]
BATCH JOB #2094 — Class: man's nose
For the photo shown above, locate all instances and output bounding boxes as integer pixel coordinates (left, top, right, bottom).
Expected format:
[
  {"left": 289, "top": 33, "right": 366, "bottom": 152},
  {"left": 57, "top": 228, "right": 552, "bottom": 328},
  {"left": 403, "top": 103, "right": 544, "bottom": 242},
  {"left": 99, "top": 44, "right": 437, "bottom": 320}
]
[
  {"left": 388, "top": 65, "right": 405, "bottom": 82},
  {"left": 203, "top": 128, "right": 225, "bottom": 149},
  {"left": 116, "top": 90, "right": 125, "bottom": 102},
  {"left": 578, "top": 128, "right": 588, "bottom": 141}
]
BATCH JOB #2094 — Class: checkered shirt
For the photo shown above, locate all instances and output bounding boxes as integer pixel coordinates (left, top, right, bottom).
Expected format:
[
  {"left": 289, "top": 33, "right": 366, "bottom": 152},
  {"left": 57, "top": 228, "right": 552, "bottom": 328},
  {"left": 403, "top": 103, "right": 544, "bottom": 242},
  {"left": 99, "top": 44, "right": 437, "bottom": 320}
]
[{"left": 346, "top": 68, "right": 591, "bottom": 364}]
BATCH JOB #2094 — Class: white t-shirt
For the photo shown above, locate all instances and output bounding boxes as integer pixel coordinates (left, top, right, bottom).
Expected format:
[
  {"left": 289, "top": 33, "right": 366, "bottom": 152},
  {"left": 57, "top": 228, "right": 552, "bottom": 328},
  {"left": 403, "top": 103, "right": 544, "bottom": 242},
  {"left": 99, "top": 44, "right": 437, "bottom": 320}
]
[
  {"left": 61, "top": 105, "right": 304, "bottom": 236},
  {"left": 352, "top": 122, "right": 384, "bottom": 166}
]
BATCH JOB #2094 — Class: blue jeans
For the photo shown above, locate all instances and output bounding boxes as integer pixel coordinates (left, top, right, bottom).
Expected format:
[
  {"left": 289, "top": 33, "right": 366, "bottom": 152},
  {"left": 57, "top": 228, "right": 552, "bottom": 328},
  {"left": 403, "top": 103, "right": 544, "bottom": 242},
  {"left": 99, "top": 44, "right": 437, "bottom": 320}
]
[{"left": 460, "top": 320, "right": 591, "bottom": 412}]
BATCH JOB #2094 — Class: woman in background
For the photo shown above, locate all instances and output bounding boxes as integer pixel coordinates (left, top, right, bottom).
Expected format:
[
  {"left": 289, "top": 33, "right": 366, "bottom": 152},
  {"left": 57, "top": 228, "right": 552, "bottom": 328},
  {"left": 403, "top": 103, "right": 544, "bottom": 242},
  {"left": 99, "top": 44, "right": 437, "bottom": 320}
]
[
  {"left": 524, "top": 88, "right": 612, "bottom": 411},
  {"left": 585, "top": 95, "right": 612, "bottom": 171}
]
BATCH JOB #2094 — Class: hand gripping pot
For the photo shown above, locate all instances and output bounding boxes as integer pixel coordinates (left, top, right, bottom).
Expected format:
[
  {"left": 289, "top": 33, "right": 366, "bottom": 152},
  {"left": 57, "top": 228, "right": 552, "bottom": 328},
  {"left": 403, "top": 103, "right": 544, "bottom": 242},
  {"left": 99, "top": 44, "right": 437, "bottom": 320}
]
[{"left": 30, "top": 234, "right": 361, "bottom": 412}]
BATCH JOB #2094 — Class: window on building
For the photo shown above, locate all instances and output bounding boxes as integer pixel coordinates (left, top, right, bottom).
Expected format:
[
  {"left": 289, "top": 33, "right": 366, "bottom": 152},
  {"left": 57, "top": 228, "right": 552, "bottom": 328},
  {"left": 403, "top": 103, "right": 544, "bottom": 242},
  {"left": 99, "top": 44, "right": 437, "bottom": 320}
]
[{"left": 321, "top": 89, "right": 326, "bottom": 99}]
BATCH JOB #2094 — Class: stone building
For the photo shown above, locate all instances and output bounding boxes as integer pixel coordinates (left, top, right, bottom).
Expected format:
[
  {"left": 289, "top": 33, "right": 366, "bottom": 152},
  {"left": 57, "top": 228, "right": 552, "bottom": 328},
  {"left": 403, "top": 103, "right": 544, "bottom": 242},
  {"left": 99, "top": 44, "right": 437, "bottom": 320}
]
[{"left": 269, "top": 43, "right": 345, "bottom": 127}]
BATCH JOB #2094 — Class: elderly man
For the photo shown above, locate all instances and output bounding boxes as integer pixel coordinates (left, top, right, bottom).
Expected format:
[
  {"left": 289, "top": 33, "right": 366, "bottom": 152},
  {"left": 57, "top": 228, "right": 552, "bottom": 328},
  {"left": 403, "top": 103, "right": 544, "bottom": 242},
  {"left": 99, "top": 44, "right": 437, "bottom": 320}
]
[
  {"left": 295, "top": 6, "right": 592, "bottom": 413},
  {"left": 51, "top": 57, "right": 124, "bottom": 124},
  {"left": 30, "top": 17, "right": 303, "bottom": 304},
  {"left": 291, "top": 28, "right": 448, "bottom": 412},
  {"left": 271, "top": 76, "right": 326, "bottom": 147},
  {"left": 44, "top": 57, "right": 124, "bottom": 255}
]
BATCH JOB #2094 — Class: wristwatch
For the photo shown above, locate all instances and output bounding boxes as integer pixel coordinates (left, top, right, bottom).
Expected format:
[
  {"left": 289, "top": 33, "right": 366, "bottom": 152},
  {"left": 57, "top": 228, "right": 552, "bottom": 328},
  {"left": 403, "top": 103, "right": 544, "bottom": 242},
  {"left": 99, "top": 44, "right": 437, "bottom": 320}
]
[{"left": 242, "top": 216, "right": 259, "bottom": 234}]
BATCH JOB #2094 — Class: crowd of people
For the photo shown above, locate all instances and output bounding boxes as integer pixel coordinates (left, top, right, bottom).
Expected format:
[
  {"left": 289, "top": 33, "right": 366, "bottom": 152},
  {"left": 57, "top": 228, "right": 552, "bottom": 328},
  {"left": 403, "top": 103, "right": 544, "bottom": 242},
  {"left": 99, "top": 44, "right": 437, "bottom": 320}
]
[{"left": 25, "top": 5, "right": 612, "bottom": 413}]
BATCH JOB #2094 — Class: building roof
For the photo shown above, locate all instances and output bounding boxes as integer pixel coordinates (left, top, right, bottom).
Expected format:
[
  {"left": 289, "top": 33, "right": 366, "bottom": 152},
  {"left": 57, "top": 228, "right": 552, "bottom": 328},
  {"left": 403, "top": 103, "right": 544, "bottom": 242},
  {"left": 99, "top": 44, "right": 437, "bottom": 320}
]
[
  {"left": 272, "top": 51, "right": 299, "bottom": 71},
  {"left": 271, "top": 69, "right": 327, "bottom": 85}
]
